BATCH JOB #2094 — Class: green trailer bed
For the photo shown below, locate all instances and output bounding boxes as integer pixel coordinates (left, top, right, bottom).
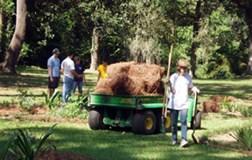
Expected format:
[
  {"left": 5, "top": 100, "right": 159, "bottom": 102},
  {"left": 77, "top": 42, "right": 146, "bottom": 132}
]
[{"left": 87, "top": 93, "right": 201, "bottom": 134}]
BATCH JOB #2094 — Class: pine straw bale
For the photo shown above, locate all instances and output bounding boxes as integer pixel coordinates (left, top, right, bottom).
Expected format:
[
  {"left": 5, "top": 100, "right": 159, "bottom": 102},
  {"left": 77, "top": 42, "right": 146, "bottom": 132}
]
[
  {"left": 95, "top": 62, "right": 165, "bottom": 95},
  {"left": 107, "top": 61, "right": 136, "bottom": 78},
  {"left": 94, "top": 78, "right": 113, "bottom": 94},
  {"left": 202, "top": 100, "right": 220, "bottom": 113}
]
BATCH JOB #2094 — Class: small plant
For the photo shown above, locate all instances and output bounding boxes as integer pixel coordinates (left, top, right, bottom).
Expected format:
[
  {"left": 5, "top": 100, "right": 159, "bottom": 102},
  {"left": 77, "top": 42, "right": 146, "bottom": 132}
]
[
  {"left": 0, "top": 124, "right": 57, "bottom": 160},
  {"left": 220, "top": 98, "right": 238, "bottom": 112},
  {"left": 0, "top": 100, "right": 11, "bottom": 107},
  {"left": 46, "top": 89, "right": 61, "bottom": 109},
  {"left": 16, "top": 88, "right": 36, "bottom": 111},
  {"left": 239, "top": 107, "right": 252, "bottom": 117},
  {"left": 49, "top": 94, "right": 88, "bottom": 118},
  {"left": 231, "top": 127, "right": 252, "bottom": 151}
]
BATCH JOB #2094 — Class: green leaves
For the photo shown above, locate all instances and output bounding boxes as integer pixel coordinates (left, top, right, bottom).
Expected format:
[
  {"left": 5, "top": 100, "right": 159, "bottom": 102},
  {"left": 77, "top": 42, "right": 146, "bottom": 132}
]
[
  {"left": 232, "top": 127, "right": 252, "bottom": 151},
  {"left": 0, "top": 124, "right": 57, "bottom": 160}
]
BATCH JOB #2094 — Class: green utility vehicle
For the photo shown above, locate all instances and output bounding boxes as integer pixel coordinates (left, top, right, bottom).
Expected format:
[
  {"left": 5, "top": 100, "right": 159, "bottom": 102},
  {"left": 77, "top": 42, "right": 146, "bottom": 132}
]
[{"left": 87, "top": 93, "right": 201, "bottom": 134}]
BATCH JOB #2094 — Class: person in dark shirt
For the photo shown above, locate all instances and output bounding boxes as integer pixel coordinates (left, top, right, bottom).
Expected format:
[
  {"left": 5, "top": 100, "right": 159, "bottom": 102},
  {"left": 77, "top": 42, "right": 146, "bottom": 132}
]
[{"left": 72, "top": 56, "right": 86, "bottom": 95}]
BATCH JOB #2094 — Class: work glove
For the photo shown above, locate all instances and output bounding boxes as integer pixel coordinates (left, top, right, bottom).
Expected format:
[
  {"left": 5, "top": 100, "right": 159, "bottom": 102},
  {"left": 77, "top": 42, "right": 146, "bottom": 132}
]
[{"left": 192, "top": 86, "right": 200, "bottom": 93}]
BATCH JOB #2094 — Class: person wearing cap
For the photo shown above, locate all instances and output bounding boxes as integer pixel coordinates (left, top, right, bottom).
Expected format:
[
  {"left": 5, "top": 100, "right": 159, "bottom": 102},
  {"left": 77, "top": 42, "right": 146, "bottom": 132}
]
[
  {"left": 167, "top": 59, "right": 200, "bottom": 147},
  {"left": 47, "top": 48, "right": 61, "bottom": 99}
]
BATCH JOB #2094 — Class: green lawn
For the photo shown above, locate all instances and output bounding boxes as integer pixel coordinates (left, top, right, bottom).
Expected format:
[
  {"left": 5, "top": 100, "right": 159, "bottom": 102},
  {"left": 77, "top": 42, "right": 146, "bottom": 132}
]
[
  {"left": 0, "top": 66, "right": 252, "bottom": 160},
  {"left": 0, "top": 119, "right": 251, "bottom": 160}
]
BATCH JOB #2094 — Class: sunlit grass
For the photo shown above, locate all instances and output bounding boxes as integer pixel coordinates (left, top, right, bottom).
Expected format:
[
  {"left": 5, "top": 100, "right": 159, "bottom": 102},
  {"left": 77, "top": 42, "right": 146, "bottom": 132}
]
[{"left": 0, "top": 119, "right": 251, "bottom": 160}]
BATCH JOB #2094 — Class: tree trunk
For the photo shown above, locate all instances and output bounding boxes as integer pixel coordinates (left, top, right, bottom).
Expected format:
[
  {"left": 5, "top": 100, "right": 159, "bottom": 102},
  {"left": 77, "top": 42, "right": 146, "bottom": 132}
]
[
  {"left": 89, "top": 26, "right": 99, "bottom": 71},
  {"left": 190, "top": 0, "right": 201, "bottom": 78},
  {"left": 0, "top": 0, "right": 3, "bottom": 55},
  {"left": 244, "top": 8, "right": 252, "bottom": 75},
  {"left": 0, "top": 0, "right": 27, "bottom": 74}
]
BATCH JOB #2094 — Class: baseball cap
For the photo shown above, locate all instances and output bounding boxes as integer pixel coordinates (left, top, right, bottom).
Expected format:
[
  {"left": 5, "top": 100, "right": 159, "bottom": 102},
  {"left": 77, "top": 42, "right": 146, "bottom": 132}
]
[{"left": 52, "top": 48, "right": 60, "bottom": 54}]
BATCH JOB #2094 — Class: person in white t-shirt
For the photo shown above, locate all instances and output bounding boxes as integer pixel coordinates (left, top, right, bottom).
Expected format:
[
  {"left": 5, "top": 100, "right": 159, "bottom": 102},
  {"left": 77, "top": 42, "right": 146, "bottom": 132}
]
[
  {"left": 167, "top": 59, "right": 200, "bottom": 147},
  {"left": 61, "top": 52, "right": 82, "bottom": 103}
]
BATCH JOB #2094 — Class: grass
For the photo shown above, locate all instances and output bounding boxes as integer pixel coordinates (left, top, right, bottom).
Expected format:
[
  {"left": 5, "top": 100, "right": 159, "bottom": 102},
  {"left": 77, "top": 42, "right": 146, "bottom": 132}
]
[
  {"left": 0, "top": 66, "right": 252, "bottom": 159},
  {"left": 194, "top": 78, "right": 252, "bottom": 104},
  {"left": 0, "top": 120, "right": 251, "bottom": 160}
]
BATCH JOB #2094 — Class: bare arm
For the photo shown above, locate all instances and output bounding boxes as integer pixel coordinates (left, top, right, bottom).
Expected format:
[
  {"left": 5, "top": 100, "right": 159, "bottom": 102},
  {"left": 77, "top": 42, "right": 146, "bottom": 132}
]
[{"left": 48, "top": 66, "right": 53, "bottom": 82}]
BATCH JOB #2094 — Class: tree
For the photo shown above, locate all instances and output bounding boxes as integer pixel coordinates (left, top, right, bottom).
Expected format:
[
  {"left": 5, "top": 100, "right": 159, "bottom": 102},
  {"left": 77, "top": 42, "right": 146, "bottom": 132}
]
[
  {"left": 190, "top": 0, "right": 201, "bottom": 77},
  {"left": 0, "top": 0, "right": 27, "bottom": 74},
  {"left": 229, "top": 0, "right": 252, "bottom": 75},
  {"left": 0, "top": 0, "right": 2, "bottom": 55}
]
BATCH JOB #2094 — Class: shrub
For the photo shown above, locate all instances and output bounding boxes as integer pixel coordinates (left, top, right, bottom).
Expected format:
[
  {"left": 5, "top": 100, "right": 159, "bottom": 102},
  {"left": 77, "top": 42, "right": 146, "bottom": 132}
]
[
  {"left": 220, "top": 98, "right": 238, "bottom": 112},
  {"left": 0, "top": 124, "right": 56, "bottom": 160},
  {"left": 49, "top": 94, "right": 88, "bottom": 118},
  {"left": 239, "top": 107, "right": 252, "bottom": 117},
  {"left": 231, "top": 127, "right": 252, "bottom": 151}
]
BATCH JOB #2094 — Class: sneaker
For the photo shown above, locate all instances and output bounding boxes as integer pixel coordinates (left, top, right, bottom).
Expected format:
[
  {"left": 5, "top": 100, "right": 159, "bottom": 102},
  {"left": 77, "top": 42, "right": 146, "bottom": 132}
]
[
  {"left": 180, "top": 139, "right": 189, "bottom": 147},
  {"left": 172, "top": 141, "right": 177, "bottom": 145}
]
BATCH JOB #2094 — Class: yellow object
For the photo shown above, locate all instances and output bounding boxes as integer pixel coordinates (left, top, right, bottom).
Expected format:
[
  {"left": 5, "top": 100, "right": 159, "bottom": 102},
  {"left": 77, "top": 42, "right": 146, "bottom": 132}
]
[{"left": 97, "top": 64, "right": 107, "bottom": 78}]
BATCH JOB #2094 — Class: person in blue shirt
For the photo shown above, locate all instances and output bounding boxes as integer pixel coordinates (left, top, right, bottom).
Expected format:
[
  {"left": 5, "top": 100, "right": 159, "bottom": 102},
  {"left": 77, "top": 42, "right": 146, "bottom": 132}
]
[
  {"left": 47, "top": 48, "right": 61, "bottom": 99},
  {"left": 72, "top": 56, "right": 86, "bottom": 95}
]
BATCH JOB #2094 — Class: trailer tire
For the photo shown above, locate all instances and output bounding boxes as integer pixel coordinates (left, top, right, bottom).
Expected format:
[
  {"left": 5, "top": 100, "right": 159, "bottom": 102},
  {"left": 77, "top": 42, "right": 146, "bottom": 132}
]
[
  {"left": 191, "top": 110, "right": 202, "bottom": 129},
  {"left": 142, "top": 110, "right": 157, "bottom": 134},
  {"left": 88, "top": 109, "right": 105, "bottom": 130},
  {"left": 155, "top": 111, "right": 171, "bottom": 133},
  {"left": 132, "top": 113, "right": 143, "bottom": 134}
]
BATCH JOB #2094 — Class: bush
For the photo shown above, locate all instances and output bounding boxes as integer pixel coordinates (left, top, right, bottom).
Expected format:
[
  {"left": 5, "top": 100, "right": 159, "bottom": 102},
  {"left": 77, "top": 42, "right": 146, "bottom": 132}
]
[
  {"left": 0, "top": 124, "right": 56, "bottom": 160},
  {"left": 239, "top": 107, "right": 252, "bottom": 117},
  {"left": 232, "top": 127, "right": 252, "bottom": 151},
  {"left": 220, "top": 98, "right": 239, "bottom": 112},
  {"left": 49, "top": 94, "right": 88, "bottom": 118}
]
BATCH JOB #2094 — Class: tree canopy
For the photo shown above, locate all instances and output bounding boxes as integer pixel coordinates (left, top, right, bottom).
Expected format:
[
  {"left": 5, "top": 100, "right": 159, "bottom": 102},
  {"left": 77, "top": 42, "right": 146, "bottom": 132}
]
[{"left": 0, "top": 0, "right": 251, "bottom": 77}]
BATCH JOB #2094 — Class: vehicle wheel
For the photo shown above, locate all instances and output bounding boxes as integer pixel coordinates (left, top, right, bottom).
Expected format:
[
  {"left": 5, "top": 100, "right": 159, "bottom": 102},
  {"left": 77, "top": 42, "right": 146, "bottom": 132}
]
[
  {"left": 132, "top": 113, "right": 144, "bottom": 134},
  {"left": 191, "top": 110, "right": 202, "bottom": 129},
  {"left": 88, "top": 108, "right": 105, "bottom": 130},
  {"left": 164, "top": 113, "right": 171, "bottom": 132},
  {"left": 156, "top": 111, "right": 171, "bottom": 133},
  {"left": 142, "top": 110, "right": 157, "bottom": 134}
]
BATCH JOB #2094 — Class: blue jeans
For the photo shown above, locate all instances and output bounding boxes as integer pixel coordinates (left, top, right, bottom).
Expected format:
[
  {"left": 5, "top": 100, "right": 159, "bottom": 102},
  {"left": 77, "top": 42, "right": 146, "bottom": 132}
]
[
  {"left": 62, "top": 76, "right": 74, "bottom": 103},
  {"left": 170, "top": 109, "right": 188, "bottom": 142},
  {"left": 73, "top": 81, "right": 83, "bottom": 94}
]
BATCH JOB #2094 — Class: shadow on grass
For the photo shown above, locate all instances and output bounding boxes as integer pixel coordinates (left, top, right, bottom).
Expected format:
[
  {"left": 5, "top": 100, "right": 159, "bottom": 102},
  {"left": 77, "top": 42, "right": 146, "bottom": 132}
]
[
  {"left": 0, "top": 120, "right": 251, "bottom": 160},
  {"left": 0, "top": 74, "right": 47, "bottom": 87},
  {"left": 197, "top": 83, "right": 252, "bottom": 100}
]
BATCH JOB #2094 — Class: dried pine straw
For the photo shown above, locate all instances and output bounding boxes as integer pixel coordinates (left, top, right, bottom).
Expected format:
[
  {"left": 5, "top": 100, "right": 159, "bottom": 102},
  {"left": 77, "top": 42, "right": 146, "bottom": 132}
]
[{"left": 95, "top": 62, "right": 165, "bottom": 96}]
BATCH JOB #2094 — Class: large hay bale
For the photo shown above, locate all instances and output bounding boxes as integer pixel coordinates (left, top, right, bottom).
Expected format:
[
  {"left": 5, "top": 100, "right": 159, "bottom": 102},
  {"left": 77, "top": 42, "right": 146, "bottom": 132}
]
[
  {"left": 202, "top": 100, "right": 220, "bottom": 113},
  {"left": 95, "top": 62, "right": 165, "bottom": 96},
  {"left": 106, "top": 61, "right": 136, "bottom": 78}
]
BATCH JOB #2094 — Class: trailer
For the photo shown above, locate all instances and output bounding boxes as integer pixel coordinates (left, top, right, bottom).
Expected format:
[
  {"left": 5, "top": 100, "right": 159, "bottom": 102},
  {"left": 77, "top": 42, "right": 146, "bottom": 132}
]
[{"left": 87, "top": 93, "right": 201, "bottom": 134}]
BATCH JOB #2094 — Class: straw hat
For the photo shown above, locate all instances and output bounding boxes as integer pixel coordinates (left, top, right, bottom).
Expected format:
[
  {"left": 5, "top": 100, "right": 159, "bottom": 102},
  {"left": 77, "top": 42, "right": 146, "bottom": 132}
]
[{"left": 177, "top": 59, "right": 190, "bottom": 67}]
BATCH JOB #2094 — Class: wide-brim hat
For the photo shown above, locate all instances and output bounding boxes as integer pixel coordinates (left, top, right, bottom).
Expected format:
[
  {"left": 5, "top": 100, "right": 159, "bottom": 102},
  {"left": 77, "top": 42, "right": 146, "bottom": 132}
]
[
  {"left": 52, "top": 48, "right": 60, "bottom": 54},
  {"left": 177, "top": 59, "right": 190, "bottom": 67}
]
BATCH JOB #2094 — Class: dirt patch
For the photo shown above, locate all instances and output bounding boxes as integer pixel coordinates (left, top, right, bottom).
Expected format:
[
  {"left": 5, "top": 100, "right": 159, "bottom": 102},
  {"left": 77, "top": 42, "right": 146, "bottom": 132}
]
[{"left": 36, "top": 149, "right": 93, "bottom": 160}]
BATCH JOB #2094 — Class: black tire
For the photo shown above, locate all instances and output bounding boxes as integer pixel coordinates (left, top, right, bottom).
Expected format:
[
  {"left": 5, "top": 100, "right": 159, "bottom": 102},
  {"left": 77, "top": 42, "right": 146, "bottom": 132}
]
[
  {"left": 88, "top": 108, "right": 105, "bottom": 130},
  {"left": 191, "top": 110, "right": 202, "bottom": 129},
  {"left": 164, "top": 113, "right": 172, "bottom": 132},
  {"left": 132, "top": 110, "right": 157, "bottom": 134},
  {"left": 132, "top": 113, "right": 143, "bottom": 134},
  {"left": 156, "top": 111, "right": 171, "bottom": 133},
  {"left": 142, "top": 110, "right": 157, "bottom": 134}
]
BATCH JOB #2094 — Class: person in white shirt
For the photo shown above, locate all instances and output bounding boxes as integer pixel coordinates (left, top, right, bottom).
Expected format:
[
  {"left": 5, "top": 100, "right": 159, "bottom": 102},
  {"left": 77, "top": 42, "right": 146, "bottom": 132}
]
[
  {"left": 61, "top": 52, "right": 81, "bottom": 103},
  {"left": 167, "top": 59, "right": 200, "bottom": 147}
]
